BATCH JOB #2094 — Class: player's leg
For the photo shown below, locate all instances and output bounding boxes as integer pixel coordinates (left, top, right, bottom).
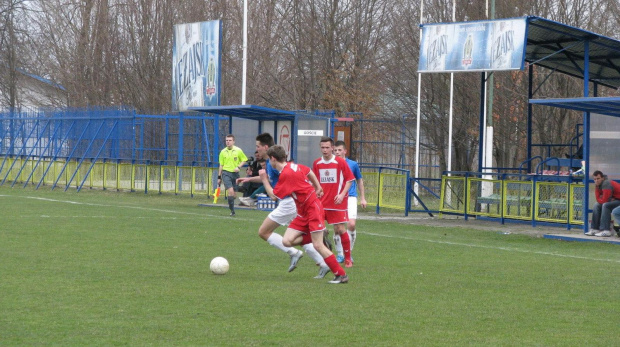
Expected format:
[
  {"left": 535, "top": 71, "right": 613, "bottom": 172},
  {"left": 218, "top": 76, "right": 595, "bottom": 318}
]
[
  {"left": 222, "top": 172, "right": 237, "bottom": 216},
  {"left": 310, "top": 231, "right": 347, "bottom": 283},
  {"left": 259, "top": 199, "right": 303, "bottom": 270},
  {"left": 347, "top": 196, "right": 358, "bottom": 251},
  {"left": 326, "top": 210, "right": 345, "bottom": 262},
  {"left": 326, "top": 209, "right": 352, "bottom": 267},
  {"left": 332, "top": 232, "right": 343, "bottom": 262},
  {"left": 313, "top": 205, "right": 347, "bottom": 283},
  {"left": 298, "top": 232, "right": 331, "bottom": 279},
  {"left": 334, "top": 223, "right": 352, "bottom": 267},
  {"left": 282, "top": 227, "right": 303, "bottom": 247},
  {"left": 281, "top": 227, "right": 304, "bottom": 272}
]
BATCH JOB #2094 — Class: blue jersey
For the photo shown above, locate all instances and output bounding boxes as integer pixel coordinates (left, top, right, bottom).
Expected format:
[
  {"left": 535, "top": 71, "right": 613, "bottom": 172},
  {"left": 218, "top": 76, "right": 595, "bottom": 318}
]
[
  {"left": 346, "top": 158, "right": 363, "bottom": 197},
  {"left": 266, "top": 160, "right": 280, "bottom": 187}
]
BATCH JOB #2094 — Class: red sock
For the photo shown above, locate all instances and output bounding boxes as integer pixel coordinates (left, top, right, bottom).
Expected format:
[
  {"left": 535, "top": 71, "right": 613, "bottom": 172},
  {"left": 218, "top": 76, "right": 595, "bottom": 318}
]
[
  {"left": 340, "top": 231, "right": 351, "bottom": 261},
  {"left": 324, "top": 254, "right": 346, "bottom": 276}
]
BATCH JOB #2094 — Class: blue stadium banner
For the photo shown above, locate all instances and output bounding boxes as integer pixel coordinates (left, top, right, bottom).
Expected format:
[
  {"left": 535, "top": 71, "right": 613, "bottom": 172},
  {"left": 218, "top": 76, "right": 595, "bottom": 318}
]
[
  {"left": 418, "top": 18, "right": 527, "bottom": 73},
  {"left": 172, "top": 20, "right": 222, "bottom": 111}
]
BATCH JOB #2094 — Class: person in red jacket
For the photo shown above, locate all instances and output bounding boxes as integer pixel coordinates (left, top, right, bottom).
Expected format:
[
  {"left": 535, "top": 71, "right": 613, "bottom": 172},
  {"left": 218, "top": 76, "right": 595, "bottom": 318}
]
[{"left": 587, "top": 170, "right": 620, "bottom": 237}]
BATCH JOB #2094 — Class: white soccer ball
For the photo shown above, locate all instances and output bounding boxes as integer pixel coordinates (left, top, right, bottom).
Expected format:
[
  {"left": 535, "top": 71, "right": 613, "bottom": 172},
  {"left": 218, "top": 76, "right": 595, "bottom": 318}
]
[{"left": 210, "top": 256, "right": 229, "bottom": 275}]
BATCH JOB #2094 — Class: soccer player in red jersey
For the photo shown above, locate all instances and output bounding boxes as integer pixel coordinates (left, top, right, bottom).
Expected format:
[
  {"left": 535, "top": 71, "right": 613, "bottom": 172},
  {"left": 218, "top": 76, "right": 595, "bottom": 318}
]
[
  {"left": 260, "top": 145, "right": 348, "bottom": 284},
  {"left": 312, "top": 137, "right": 356, "bottom": 268}
]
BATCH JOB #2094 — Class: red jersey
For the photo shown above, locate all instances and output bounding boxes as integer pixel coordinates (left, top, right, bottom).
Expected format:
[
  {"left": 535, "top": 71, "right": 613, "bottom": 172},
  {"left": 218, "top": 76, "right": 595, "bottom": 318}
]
[
  {"left": 272, "top": 163, "right": 318, "bottom": 216},
  {"left": 313, "top": 155, "right": 355, "bottom": 211}
]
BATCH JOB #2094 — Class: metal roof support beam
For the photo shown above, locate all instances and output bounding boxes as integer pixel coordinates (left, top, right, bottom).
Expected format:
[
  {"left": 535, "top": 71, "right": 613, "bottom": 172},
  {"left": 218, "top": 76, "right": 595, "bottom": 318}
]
[{"left": 582, "top": 40, "right": 590, "bottom": 232}]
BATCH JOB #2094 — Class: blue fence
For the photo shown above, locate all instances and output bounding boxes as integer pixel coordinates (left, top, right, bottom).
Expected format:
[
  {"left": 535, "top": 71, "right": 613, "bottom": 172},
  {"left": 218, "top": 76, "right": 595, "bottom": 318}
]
[{"left": 0, "top": 108, "right": 222, "bottom": 167}]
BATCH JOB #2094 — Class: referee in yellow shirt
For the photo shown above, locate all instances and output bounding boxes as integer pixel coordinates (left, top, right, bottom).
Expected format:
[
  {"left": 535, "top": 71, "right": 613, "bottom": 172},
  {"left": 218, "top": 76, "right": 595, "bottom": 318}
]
[{"left": 218, "top": 134, "right": 248, "bottom": 216}]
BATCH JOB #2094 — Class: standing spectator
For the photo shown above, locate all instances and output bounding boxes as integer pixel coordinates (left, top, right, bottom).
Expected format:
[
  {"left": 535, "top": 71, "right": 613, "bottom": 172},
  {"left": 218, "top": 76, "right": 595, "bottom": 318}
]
[
  {"left": 334, "top": 141, "right": 367, "bottom": 261},
  {"left": 313, "top": 137, "right": 355, "bottom": 268},
  {"left": 587, "top": 170, "right": 620, "bottom": 237},
  {"left": 217, "top": 134, "right": 248, "bottom": 217}
]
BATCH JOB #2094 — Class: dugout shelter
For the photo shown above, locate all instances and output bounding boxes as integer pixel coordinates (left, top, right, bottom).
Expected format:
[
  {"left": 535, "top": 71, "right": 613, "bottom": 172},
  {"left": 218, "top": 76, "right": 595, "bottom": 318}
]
[
  {"left": 419, "top": 16, "right": 620, "bottom": 231},
  {"left": 189, "top": 104, "right": 333, "bottom": 168}
]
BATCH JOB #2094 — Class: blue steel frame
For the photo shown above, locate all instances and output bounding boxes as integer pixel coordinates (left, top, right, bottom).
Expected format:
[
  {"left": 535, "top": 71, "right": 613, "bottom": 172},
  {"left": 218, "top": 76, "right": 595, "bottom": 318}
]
[{"left": 0, "top": 109, "right": 223, "bottom": 192}]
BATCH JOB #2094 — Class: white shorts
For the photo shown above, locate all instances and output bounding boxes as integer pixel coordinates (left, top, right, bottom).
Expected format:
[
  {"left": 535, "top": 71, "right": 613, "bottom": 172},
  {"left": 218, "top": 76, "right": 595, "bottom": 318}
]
[
  {"left": 268, "top": 196, "right": 297, "bottom": 226},
  {"left": 348, "top": 197, "right": 358, "bottom": 220}
]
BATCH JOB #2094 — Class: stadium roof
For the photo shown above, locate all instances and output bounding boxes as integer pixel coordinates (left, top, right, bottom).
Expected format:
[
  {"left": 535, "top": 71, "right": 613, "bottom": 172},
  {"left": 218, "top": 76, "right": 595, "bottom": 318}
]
[
  {"left": 529, "top": 97, "right": 620, "bottom": 118},
  {"left": 189, "top": 105, "right": 296, "bottom": 121},
  {"left": 525, "top": 16, "right": 620, "bottom": 89}
]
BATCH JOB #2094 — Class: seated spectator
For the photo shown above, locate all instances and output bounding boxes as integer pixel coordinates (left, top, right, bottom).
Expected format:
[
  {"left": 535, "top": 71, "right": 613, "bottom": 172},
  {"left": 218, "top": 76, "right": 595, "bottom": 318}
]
[
  {"left": 239, "top": 159, "right": 266, "bottom": 206},
  {"left": 587, "top": 170, "right": 620, "bottom": 237},
  {"left": 612, "top": 205, "right": 620, "bottom": 235},
  {"left": 238, "top": 151, "right": 262, "bottom": 197}
]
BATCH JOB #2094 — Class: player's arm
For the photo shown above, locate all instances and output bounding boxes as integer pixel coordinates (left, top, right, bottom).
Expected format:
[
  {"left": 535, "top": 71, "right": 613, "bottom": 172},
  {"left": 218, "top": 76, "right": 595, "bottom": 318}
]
[
  {"left": 236, "top": 175, "right": 262, "bottom": 184},
  {"left": 335, "top": 180, "right": 353, "bottom": 205},
  {"left": 307, "top": 170, "right": 323, "bottom": 198},
  {"left": 358, "top": 178, "right": 367, "bottom": 208},
  {"left": 259, "top": 169, "right": 277, "bottom": 201}
]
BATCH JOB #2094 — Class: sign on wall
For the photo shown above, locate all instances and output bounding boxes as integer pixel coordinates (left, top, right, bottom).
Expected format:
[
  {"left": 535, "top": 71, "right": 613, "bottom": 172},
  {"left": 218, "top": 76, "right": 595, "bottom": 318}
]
[
  {"left": 278, "top": 122, "right": 292, "bottom": 160},
  {"left": 172, "top": 20, "right": 221, "bottom": 111},
  {"left": 418, "top": 18, "right": 527, "bottom": 73}
]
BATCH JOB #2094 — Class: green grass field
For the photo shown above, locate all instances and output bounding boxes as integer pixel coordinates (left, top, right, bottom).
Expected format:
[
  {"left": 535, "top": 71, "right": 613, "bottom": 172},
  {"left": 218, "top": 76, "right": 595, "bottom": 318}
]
[{"left": 1, "top": 186, "right": 619, "bottom": 346}]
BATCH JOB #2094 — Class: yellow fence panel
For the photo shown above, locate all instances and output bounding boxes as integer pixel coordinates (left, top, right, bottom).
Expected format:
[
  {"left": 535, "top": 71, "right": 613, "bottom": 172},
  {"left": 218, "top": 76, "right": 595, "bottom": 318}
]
[
  {"left": 363, "top": 172, "right": 379, "bottom": 206},
  {"left": 467, "top": 178, "right": 503, "bottom": 217},
  {"left": 160, "top": 165, "right": 177, "bottom": 193},
  {"left": 118, "top": 163, "right": 133, "bottom": 191},
  {"left": 147, "top": 165, "right": 162, "bottom": 193},
  {"left": 439, "top": 176, "right": 466, "bottom": 214},
  {"left": 569, "top": 184, "right": 585, "bottom": 225},
  {"left": 379, "top": 173, "right": 407, "bottom": 210},
  {"left": 192, "top": 167, "right": 213, "bottom": 197},
  {"left": 535, "top": 182, "right": 569, "bottom": 223},
  {"left": 133, "top": 164, "right": 147, "bottom": 192},
  {"left": 502, "top": 180, "right": 533, "bottom": 220}
]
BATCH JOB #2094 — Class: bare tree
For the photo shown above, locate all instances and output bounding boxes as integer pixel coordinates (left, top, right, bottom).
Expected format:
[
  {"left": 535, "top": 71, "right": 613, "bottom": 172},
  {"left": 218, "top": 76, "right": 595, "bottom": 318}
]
[{"left": 0, "top": 0, "right": 28, "bottom": 109}]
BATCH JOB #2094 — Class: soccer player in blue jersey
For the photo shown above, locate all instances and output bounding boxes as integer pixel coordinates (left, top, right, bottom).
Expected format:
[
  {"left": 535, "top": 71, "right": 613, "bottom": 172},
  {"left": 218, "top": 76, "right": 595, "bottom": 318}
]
[{"left": 334, "top": 141, "right": 367, "bottom": 263}]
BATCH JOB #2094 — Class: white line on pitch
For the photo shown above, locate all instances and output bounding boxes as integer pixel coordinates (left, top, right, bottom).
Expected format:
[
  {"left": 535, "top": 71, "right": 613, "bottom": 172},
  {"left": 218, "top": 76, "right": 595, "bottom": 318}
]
[
  {"left": 21, "top": 215, "right": 183, "bottom": 220},
  {"left": 0, "top": 194, "right": 258, "bottom": 221},
  {"left": 364, "top": 231, "right": 620, "bottom": 264}
]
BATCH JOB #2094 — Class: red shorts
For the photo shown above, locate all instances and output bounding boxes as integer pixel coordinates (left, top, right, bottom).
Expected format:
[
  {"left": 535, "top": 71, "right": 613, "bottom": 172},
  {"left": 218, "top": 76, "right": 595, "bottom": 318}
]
[
  {"left": 301, "top": 232, "right": 312, "bottom": 245},
  {"left": 288, "top": 200, "right": 326, "bottom": 234},
  {"left": 324, "top": 209, "right": 348, "bottom": 225}
]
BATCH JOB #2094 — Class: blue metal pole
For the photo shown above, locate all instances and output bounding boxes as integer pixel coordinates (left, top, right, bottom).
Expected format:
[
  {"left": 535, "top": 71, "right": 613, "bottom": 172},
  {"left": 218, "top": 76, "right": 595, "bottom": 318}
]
[
  {"left": 64, "top": 120, "right": 106, "bottom": 191},
  {"left": 51, "top": 120, "right": 93, "bottom": 190},
  {"left": 178, "top": 112, "right": 184, "bottom": 165},
  {"left": 478, "top": 72, "right": 485, "bottom": 172},
  {"left": 24, "top": 120, "right": 63, "bottom": 188},
  {"left": 36, "top": 121, "right": 76, "bottom": 190},
  {"left": 582, "top": 40, "right": 590, "bottom": 233},
  {"left": 77, "top": 121, "right": 119, "bottom": 192},
  {"left": 527, "top": 64, "right": 533, "bottom": 173},
  {"left": 405, "top": 170, "right": 410, "bottom": 216},
  {"left": 0, "top": 119, "right": 26, "bottom": 177},
  {"left": 11, "top": 119, "right": 52, "bottom": 187},
  {"left": 376, "top": 167, "right": 382, "bottom": 214},
  {"left": 164, "top": 117, "right": 169, "bottom": 162},
  {"left": 1, "top": 118, "right": 41, "bottom": 186}
]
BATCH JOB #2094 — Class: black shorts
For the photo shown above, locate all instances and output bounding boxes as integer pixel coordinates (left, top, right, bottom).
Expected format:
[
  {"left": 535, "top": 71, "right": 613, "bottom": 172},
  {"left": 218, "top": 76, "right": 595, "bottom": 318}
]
[{"left": 222, "top": 171, "right": 240, "bottom": 191}]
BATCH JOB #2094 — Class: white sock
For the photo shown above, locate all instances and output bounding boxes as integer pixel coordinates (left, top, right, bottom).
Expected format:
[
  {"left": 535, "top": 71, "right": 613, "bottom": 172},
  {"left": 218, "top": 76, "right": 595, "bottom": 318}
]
[
  {"left": 302, "top": 243, "right": 326, "bottom": 266},
  {"left": 266, "top": 233, "right": 296, "bottom": 255},
  {"left": 333, "top": 234, "right": 343, "bottom": 256},
  {"left": 348, "top": 230, "right": 356, "bottom": 251}
]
